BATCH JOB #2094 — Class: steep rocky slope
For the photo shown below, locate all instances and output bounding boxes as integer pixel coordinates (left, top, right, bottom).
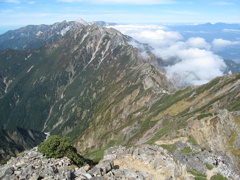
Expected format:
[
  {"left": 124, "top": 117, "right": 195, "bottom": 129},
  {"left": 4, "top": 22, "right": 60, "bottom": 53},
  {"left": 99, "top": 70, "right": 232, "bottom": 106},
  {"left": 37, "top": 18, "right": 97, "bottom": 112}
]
[
  {"left": 119, "top": 72, "right": 240, "bottom": 176},
  {"left": 0, "top": 24, "right": 174, "bottom": 162},
  {"left": 0, "top": 128, "right": 45, "bottom": 164}
]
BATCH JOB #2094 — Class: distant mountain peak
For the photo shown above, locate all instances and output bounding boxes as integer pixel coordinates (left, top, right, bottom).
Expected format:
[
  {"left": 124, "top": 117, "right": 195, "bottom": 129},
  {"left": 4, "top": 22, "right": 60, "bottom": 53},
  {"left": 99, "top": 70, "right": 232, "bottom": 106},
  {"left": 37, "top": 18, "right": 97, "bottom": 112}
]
[
  {"left": 75, "top": 19, "right": 90, "bottom": 26},
  {"left": 0, "top": 19, "right": 120, "bottom": 51}
]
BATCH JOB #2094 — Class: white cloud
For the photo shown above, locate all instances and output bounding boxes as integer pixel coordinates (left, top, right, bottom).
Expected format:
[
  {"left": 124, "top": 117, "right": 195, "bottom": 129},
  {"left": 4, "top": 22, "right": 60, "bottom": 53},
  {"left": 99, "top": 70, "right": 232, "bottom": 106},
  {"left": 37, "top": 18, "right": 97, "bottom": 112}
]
[
  {"left": 111, "top": 24, "right": 182, "bottom": 47},
  {"left": 165, "top": 48, "right": 226, "bottom": 86},
  {"left": 110, "top": 24, "right": 227, "bottom": 86},
  {"left": 3, "top": 0, "right": 20, "bottom": 3},
  {"left": 140, "top": 51, "right": 150, "bottom": 60},
  {"left": 223, "top": 29, "right": 240, "bottom": 32},
  {"left": 134, "top": 29, "right": 183, "bottom": 49},
  {"left": 186, "top": 37, "right": 211, "bottom": 50},
  {"left": 128, "top": 40, "right": 145, "bottom": 50},
  {"left": 58, "top": 0, "right": 177, "bottom": 4},
  {"left": 109, "top": 24, "right": 167, "bottom": 32},
  {"left": 212, "top": 38, "right": 240, "bottom": 51}
]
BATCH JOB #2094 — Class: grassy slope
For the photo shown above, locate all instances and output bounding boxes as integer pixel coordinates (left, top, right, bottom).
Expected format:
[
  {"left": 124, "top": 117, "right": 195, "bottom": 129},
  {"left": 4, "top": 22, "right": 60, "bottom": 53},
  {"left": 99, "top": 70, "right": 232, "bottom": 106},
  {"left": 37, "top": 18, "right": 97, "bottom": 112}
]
[{"left": 84, "top": 72, "right": 240, "bottom": 164}]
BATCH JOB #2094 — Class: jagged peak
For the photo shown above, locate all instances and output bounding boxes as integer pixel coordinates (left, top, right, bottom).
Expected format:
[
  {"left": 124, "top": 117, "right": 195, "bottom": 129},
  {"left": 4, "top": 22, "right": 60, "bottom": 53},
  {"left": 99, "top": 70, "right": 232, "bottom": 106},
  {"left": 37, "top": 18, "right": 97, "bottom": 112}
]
[
  {"left": 86, "top": 23, "right": 123, "bottom": 36},
  {"left": 69, "top": 23, "right": 126, "bottom": 43},
  {"left": 75, "top": 19, "right": 90, "bottom": 26}
]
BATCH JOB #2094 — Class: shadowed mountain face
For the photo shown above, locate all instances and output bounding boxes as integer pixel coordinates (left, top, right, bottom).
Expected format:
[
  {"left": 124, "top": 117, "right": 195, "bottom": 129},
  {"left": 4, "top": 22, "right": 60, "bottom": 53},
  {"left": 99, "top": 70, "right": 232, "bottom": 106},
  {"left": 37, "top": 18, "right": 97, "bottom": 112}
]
[
  {"left": 0, "top": 128, "right": 46, "bottom": 164},
  {"left": 0, "top": 22, "right": 240, "bottom": 176}
]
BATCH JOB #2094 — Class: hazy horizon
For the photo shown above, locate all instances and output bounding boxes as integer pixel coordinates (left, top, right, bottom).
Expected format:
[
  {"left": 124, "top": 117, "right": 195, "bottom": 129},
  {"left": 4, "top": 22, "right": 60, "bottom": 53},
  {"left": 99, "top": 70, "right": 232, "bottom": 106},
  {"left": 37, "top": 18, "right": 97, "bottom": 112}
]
[
  {"left": 1, "top": 20, "right": 240, "bottom": 35},
  {"left": 1, "top": 0, "right": 240, "bottom": 28}
]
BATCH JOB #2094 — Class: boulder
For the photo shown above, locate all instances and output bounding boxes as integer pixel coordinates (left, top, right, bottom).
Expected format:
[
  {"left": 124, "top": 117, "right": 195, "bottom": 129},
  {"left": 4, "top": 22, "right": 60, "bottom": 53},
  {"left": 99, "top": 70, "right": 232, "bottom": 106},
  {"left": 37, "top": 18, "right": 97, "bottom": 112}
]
[{"left": 4, "top": 166, "right": 14, "bottom": 175}]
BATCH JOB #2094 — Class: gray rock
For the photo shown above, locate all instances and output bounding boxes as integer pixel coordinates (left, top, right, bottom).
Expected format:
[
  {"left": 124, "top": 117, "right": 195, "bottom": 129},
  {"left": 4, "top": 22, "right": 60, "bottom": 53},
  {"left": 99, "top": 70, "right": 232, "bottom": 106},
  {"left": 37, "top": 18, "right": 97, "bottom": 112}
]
[
  {"left": 75, "top": 165, "right": 90, "bottom": 176},
  {"left": 133, "top": 148, "right": 140, "bottom": 156},
  {"left": 1, "top": 174, "right": 13, "bottom": 180},
  {"left": 29, "top": 174, "right": 40, "bottom": 180},
  {"left": 75, "top": 176, "right": 86, "bottom": 180},
  {"left": 82, "top": 173, "right": 93, "bottom": 179},
  {"left": 111, "top": 169, "right": 126, "bottom": 178},
  {"left": 123, "top": 169, "right": 139, "bottom": 179},
  {"left": 4, "top": 166, "right": 14, "bottom": 175},
  {"left": 97, "top": 160, "right": 114, "bottom": 175},
  {"left": 233, "top": 131, "right": 240, "bottom": 150},
  {"left": 19, "top": 172, "right": 30, "bottom": 180},
  {"left": 40, "top": 167, "right": 55, "bottom": 177},
  {"left": 23, "top": 165, "right": 35, "bottom": 175},
  {"left": 90, "top": 177, "right": 106, "bottom": 180},
  {"left": 0, "top": 166, "right": 9, "bottom": 178},
  {"left": 89, "top": 166, "right": 103, "bottom": 176},
  {"left": 1, "top": 144, "right": 240, "bottom": 180},
  {"left": 42, "top": 176, "right": 55, "bottom": 180},
  {"left": 57, "top": 166, "right": 65, "bottom": 174},
  {"left": 28, "top": 151, "right": 41, "bottom": 158},
  {"left": 67, "top": 169, "right": 75, "bottom": 179}
]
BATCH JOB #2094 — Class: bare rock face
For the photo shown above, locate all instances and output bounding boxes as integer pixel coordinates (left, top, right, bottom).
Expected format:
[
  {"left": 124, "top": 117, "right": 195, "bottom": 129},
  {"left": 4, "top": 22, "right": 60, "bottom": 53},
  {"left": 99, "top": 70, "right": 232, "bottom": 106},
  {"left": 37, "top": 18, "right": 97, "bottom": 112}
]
[
  {"left": 104, "top": 145, "right": 179, "bottom": 179},
  {"left": 188, "top": 109, "right": 240, "bottom": 173},
  {"left": 102, "top": 144, "right": 239, "bottom": 180}
]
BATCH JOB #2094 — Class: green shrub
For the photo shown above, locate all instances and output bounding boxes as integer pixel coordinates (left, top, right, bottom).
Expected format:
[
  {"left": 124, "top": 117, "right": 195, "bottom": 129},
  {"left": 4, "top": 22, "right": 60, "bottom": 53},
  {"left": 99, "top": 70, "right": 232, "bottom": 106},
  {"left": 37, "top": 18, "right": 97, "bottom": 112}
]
[
  {"left": 205, "top": 163, "right": 214, "bottom": 170},
  {"left": 180, "top": 147, "right": 192, "bottom": 154},
  {"left": 160, "top": 144, "right": 177, "bottom": 152},
  {"left": 38, "top": 135, "right": 85, "bottom": 167},
  {"left": 194, "top": 176, "right": 207, "bottom": 180},
  {"left": 210, "top": 173, "right": 228, "bottom": 180},
  {"left": 189, "top": 136, "right": 198, "bottom": 146},
  {"left": 197, "top": 113, "right": 213, "bottom": 120},
  {"left": 188, "top": 169, "right": 206, "bottom": 177}
]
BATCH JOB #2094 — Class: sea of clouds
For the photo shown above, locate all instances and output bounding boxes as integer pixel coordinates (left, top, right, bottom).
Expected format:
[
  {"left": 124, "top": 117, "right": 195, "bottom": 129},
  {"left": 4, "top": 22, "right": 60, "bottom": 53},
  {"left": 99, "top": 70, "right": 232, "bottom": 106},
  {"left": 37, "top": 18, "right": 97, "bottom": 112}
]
[{"left": 108, "top": 24, "right": 239, "bottom": 87}]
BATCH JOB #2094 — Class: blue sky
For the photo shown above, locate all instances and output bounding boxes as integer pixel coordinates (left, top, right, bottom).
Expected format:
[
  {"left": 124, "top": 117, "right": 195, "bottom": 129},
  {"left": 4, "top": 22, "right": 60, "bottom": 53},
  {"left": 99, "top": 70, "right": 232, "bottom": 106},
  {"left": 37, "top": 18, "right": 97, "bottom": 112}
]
[{"left": 0, "top": 0, "right": 240, "bottom": 28}]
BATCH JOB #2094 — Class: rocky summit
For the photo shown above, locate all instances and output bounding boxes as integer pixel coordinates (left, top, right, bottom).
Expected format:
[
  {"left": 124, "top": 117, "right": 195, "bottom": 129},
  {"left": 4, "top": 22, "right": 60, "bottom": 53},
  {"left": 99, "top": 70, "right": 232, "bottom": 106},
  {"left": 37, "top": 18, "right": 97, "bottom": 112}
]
[
  {"left": 1, "top": 144, "right": 239, "bottom": 180},
  {"left": 0, "top": 21, "right": 240, "bottom": 179}
]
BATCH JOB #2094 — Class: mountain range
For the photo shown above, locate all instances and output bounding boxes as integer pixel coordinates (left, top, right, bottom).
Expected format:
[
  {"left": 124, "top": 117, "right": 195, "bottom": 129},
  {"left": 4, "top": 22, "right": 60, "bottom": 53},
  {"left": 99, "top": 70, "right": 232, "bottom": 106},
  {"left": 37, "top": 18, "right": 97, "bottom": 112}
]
[
  {"left": 0, "top": 19, "right": 117, "bottom": 51},
  {"left": 0, "top": 20, "right": 240, "bottom": 179}
]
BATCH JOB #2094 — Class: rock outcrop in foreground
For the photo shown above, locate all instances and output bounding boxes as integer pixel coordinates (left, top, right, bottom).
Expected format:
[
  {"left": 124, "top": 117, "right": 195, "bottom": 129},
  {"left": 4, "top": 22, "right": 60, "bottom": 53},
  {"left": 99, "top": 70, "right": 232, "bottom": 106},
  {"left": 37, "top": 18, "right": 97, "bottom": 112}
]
[{"left": 0, "top": 144, "right": 239, "bottom": 180}]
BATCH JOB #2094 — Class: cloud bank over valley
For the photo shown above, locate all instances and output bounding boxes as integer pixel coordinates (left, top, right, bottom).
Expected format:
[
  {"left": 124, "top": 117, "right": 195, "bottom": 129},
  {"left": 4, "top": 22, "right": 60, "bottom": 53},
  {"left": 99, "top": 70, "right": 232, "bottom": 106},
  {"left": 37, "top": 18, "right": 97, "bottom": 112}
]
[{"left": 109, "top": 24, "right": 233, "bottom": 86}]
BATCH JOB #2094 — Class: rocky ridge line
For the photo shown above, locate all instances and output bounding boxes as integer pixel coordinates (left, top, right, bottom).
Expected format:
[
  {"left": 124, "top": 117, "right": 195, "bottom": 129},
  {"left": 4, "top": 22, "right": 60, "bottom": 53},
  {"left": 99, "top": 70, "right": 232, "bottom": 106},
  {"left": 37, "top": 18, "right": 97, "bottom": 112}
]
[{"left": 1, "top": 143, "right": 239, "bottom": 180}]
